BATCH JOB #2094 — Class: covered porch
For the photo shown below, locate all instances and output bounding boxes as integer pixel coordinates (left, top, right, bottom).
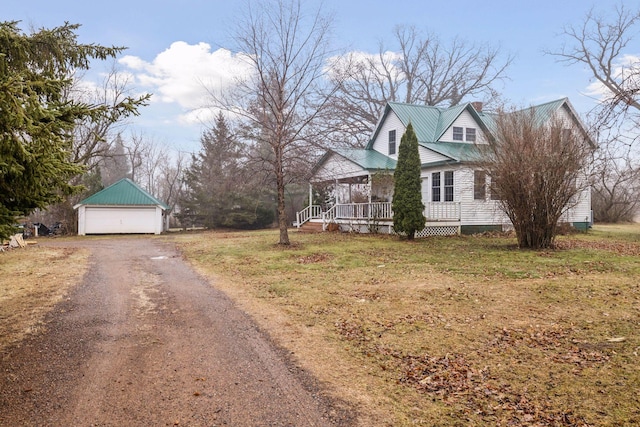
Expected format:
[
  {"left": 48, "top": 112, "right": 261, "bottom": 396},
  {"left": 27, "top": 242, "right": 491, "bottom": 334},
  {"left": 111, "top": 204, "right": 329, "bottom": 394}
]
[
  {"left": 296, "top": 201, "right": 460, "bottom": 235},
  {"left": 300, "top": 150, "right": 460, "bottom": 236},
  {"left": 296, "top": 171, "right": 461, "bottom": 236}
]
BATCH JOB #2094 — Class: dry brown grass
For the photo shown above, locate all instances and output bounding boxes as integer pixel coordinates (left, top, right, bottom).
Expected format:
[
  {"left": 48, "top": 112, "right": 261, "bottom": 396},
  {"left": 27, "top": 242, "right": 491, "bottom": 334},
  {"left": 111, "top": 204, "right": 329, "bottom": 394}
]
[
  {"left": 1, "top": 228, "right": 638, "bottom": 426},
  {"left": 0, "top": 244, "right": 89, "bottom": 351},
  {"left": 170, "top": 226, "right": 640, "bottom": 427}
]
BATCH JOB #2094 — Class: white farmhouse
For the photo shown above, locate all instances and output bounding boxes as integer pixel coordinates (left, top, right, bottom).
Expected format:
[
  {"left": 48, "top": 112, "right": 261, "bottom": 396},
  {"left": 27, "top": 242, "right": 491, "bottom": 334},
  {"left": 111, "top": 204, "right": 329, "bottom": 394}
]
[{"left": 297, "top": 98, "right": 594, "bottom": 236}]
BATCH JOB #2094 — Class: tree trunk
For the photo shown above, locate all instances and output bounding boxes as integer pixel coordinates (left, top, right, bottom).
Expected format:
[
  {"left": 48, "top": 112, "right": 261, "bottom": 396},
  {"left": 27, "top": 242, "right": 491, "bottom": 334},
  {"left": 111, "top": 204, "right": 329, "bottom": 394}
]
[{"left": 275, "top": 148, "right": 290, "bottom": 245}]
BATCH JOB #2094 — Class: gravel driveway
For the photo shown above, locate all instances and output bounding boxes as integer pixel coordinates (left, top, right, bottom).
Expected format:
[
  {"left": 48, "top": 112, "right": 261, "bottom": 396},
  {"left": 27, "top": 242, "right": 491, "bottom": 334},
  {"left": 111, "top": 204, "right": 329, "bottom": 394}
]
[{"left": 0, "top": 237, "right": 353, "bottom": 426}]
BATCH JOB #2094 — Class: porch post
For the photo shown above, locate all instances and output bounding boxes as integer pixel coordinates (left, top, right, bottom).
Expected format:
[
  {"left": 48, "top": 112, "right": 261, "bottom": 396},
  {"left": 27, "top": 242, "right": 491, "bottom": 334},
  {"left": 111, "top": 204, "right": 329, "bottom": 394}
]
[
  {"left": 308, "top": 183, "right": 313, "bottom": 207},
  {"left": 368, "top": 173, "right": 372, "bottom": 203}
]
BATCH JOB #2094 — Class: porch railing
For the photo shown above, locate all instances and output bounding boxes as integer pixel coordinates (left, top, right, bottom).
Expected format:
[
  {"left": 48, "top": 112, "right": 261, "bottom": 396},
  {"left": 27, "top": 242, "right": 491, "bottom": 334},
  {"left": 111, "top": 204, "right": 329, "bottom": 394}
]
[
  {"left": 295, "top": 204, "right": 322, "bottom": 228},
  {"left": 326, "top": 202, "right": 460, "bottom": 221},
  {"left": 330, "top": 202, "right": 393, "bottom": 220},
  {"left": 300, "top": 201, "right": 461, "bottom": 229},
  {"left": 424, "top": 202, "right": 461, "bottom": 221}
]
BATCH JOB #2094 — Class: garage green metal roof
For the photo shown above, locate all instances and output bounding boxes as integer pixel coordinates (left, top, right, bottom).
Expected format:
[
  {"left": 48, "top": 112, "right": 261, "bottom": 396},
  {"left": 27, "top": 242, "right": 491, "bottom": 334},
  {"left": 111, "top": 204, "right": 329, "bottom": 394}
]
[{"left": 77, "top": 178, "right": 168, "bottom": 209}]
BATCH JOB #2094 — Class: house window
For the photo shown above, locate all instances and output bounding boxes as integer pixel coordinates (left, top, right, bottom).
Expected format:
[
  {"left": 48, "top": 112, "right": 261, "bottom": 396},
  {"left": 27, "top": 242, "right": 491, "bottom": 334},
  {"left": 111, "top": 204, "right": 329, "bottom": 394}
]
[
  {"left": 431, "top": 172, "right": 441, "bottom": 202},
  {"left": 490, "top": 178, "right": 500, "bottom": 200},
  {"left": 466, "top": 128, "right": 476, "bottom": 142},
  {"left": 452, "top": 127, "right": 463, "bottom": 141},
  {"left": 444, "top": 171, "right": 454, "bottom": 202},
  {"left": 474, "top": 170, "right": 486, "bottom": 200},
  {"left": 388, "top": 130, "right": 396, "bottom": 155}
]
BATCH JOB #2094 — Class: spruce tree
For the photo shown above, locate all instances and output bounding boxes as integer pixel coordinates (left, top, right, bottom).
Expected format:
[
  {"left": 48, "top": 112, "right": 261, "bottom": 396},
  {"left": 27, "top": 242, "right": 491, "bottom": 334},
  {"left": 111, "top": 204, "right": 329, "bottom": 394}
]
[
  {"left": 0, "top": 21, "right": 143, "bottom": 239},
  {"left": 181, "top": 112, "right": 275, "bottom": 229},
  {"left": 392, "top": 123, "right": 425, "bottom": 240}
]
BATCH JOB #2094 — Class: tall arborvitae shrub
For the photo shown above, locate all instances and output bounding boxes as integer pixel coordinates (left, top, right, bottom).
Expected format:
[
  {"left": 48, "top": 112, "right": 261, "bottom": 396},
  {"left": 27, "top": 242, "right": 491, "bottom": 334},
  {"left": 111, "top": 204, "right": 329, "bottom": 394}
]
[{"left": 392, "top": 123, "right": 426, "bottom": 239}]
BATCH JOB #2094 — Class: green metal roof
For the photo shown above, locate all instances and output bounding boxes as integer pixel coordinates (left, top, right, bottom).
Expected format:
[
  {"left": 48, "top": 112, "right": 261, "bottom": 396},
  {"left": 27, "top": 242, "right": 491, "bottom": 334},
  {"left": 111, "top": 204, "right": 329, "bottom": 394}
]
[
  {"left": 77, "top": 178, "right": 168, "bottom": 209},
  {"left": 384, "top": 103, "right": 442, "bottom": 142},
  {"left": 367, "top": 101, "right": 489, "bottom": 150},
  {"left": 419, "top": 141, "right": 483, "bottom": 163},
  {"left": 333, "top": 148, "right": 397, "bottom": 170},
  {"left": 320, "top": 98, "right": 591, "bottom": 174},
  {"left": 434, "top": 103, "right": 468, "bottom": 141},
  {"left": 480, "top": 98, "right": 571, "bottom": 133}
]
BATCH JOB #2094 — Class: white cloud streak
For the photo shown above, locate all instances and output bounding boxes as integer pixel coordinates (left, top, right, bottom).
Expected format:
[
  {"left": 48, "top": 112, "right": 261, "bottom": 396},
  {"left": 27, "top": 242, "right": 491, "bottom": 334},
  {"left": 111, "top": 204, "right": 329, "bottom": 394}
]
[
  {"left": 584, "top": 54, "right": 640, "bottom": 101},
  {"left": 119, "top": 41, "right": 253, "bottom": 125}
]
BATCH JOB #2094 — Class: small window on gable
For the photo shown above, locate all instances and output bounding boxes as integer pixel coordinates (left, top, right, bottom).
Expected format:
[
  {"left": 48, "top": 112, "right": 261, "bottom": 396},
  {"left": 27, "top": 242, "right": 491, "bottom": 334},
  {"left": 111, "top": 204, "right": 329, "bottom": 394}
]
[
  {"left": 452, "top": 127, "right": 463, "bottom": 141},
  {"left": 388, "top": 130, "right": 396, "bottom": 155},
  {"left": 466, "top": 128, "right": 476, "bottom": 142}
]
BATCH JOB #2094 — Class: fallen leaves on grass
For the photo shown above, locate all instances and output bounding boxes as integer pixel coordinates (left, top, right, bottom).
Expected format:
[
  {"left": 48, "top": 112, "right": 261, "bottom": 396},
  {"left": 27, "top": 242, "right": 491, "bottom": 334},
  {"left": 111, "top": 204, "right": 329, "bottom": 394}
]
[
  {"left": 556, "top": 239, "right": 640, "bottom": 255},
  {"left": 335, "top": 318, "right": 607, "bottom": 426},
  {"left": 489, "top": 326, "right": 610, "bottom": 369},
  {"left": 297, "top": 253, "right": 332, "bottom": 264}
]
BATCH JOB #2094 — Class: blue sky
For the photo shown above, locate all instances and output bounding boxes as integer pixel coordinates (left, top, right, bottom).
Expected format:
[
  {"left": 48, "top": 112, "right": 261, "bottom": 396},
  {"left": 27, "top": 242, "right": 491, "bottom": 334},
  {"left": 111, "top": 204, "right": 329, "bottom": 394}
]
[{"left": 4, "top": 0, "right": 628, "bottom": 153}]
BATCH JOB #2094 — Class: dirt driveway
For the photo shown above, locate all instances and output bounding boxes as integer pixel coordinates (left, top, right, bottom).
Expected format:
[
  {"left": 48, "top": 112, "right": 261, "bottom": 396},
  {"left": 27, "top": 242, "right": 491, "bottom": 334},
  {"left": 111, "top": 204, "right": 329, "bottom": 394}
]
[{"left": 0, "top": 237, "right": 353, "bottom": 426}]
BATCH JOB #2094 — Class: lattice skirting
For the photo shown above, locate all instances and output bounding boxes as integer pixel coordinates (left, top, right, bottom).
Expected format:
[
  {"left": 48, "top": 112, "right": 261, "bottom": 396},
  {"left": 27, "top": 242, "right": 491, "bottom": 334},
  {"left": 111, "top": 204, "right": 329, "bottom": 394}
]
[{"left": 392, "top": 225, "right": 460, "bottom": 238}]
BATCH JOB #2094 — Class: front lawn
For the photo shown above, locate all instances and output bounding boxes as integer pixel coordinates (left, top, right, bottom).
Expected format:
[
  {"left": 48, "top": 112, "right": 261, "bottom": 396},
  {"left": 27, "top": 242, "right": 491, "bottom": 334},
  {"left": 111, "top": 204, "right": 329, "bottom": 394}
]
[{"left": 171, "top": 225, "right": 640, "bottom": 427}]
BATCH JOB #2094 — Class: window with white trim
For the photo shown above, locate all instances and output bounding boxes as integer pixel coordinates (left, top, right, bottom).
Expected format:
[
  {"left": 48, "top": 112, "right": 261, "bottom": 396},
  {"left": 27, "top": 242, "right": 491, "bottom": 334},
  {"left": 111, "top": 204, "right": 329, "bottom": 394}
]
[
  {"left": 474, "top": 170, "right": 486, "bottom": 200},
  {"left": 490, "top": 177, "right": 500, "bottom": 200},
  {"left": 444, "top": 171, "right": 454, "bottom": 202},
  {"left": 431, "top": 172, "right": 441, "bottom": 202},
  {"left": 452, "top": 127, "right": 463, "bottom": 141},
  {"left": 388, "top": 130, "right": 396, "bottom": 155},
  {"left": 466, "top": 128, "right": 476, "bottom": 142},
  {"left": 432, "top": 171, "right": 454, "bottom": 202}
]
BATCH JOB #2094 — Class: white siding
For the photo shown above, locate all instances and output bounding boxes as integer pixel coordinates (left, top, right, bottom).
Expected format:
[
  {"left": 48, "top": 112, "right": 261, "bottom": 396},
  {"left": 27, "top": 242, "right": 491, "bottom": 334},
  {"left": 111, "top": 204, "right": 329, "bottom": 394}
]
[
  {"left": 371, "top": 111, "right": 405, "bottom": 157},
  {"left": 455, "top": 167, "right": 592, "bottom": 227},
  {"left": 420, "top": 167, "right": 462, "bottom": 204},
  {"left": 418, "top": 146, "right": 449, "bottom": 164},
  {"left": 314, "top": 153, "right": 366, "bottom": 182},
  {"left": 456, "top": 168, "right": 509, "bottom": 226},
  {"left": 439, "top": 110, "right": 488, "bottom": 144},
  {"left": 561, "top": 173, "right": 592, "bottom": 224}
]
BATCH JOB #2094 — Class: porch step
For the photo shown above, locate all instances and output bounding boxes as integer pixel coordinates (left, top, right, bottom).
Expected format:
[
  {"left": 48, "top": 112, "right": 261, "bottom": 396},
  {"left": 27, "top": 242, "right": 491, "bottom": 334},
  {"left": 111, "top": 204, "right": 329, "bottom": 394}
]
[{"left": 297, "top": 221, "right": 324, "bottom": 233}]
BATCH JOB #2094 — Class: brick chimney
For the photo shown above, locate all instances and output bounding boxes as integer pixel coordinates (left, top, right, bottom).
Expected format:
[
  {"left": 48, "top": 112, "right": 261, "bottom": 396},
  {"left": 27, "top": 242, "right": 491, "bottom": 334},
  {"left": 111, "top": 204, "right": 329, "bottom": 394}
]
[{"left": 471, "top": 101, "right": 483, "bottom": 112}]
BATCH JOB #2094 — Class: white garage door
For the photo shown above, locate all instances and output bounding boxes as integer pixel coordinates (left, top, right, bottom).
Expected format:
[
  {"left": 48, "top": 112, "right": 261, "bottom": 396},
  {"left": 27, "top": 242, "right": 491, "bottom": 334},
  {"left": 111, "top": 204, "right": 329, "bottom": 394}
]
[{"left": 84, "top": 207, "right": 157, "bottom": 234}]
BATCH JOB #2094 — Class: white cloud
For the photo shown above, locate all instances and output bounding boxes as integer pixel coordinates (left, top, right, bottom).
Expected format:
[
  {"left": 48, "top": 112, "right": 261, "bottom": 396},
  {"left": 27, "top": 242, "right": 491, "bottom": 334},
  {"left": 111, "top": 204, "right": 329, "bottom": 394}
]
[
  {"left": 119, "top": 41, "right": 253, "bottom": 125},
  {"left": 583, "top": 54, "right": 640, "bottom": 102}
]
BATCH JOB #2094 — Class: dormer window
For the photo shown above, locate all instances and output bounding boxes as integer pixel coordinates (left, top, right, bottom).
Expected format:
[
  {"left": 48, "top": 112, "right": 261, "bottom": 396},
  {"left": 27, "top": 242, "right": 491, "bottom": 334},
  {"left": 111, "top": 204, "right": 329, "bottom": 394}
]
[
  {"left": 466, "top": 128, "right": 476, "bottom": 142},
  {"left": 452, "top": 126, "right": 476, "bottom": 142},
  {"left": 388, "top": 130, "right": 396, "bottom": 155},
  {"left": 453, "top": 127, "right": 463, "bottom": 141}
]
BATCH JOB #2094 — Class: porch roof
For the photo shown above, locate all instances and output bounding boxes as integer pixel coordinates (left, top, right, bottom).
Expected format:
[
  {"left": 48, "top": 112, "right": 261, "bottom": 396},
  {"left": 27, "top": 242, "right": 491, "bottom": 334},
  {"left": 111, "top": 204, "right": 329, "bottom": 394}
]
[
  {"left": 318, "top": 147, "right": 397, "bottom": 172},
  {"left": 419, "top": 141, "right": 483, "bottom": 163},
  {"left": 338, "top": 148, "right": 396, "bottom": 170}
]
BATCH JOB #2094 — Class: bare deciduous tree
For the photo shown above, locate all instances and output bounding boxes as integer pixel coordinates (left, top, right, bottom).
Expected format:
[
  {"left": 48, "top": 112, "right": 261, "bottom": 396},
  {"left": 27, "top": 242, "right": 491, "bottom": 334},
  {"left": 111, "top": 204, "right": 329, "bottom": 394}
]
[
  {"left": 324, "top": 25, "right": 513, "bottom": 147},
  {"left": 590, "top": 121, "right": 640, "bottom": 222},
  {"left": 213, "top": 0, "right": 335, "bottom": 245},
  {"left": 549, "top": 4, "right": 640, "bottom": 222},
  {"left": 70, "top": 64, "right": 150, "bottom": 170},
  {"left": 481, "top": 109, "right": 592, "bottom": 249}
]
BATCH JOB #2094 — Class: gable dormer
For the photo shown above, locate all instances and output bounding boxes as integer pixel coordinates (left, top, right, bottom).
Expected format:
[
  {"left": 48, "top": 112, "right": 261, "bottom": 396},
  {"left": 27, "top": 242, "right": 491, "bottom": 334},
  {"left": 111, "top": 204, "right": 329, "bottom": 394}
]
[
  {"left": 438, "top": 108, "right": 487, "bottom": 144},
  {"left": 367, "top": 106, "right": 406, "bottom": 158}
]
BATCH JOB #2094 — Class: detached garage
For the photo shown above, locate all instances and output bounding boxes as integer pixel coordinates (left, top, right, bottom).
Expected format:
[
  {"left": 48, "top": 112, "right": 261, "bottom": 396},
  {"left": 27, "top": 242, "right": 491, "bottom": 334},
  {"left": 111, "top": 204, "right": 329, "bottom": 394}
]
[{"left": 74, "top": 178, "right": 168, "bottom": 235}]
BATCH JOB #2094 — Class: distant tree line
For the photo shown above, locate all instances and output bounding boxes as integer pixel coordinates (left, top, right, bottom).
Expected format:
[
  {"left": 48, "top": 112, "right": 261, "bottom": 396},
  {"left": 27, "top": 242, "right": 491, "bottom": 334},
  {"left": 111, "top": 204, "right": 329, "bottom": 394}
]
[{"left": 2, "top": 1, "right": 639, "bottom": 242}]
